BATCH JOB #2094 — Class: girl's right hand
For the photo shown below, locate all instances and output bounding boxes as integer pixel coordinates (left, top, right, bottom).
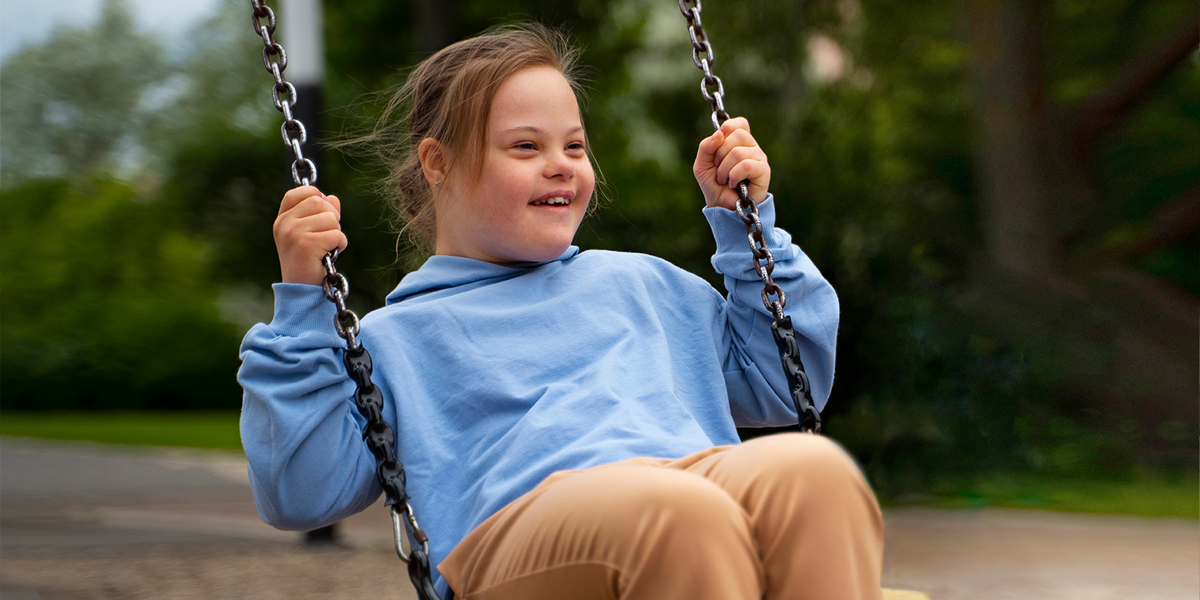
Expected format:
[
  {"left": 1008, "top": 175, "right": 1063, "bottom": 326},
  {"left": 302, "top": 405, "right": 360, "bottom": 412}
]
[{"left": 273, "top": 186, "right": 348, "bottom": 285}]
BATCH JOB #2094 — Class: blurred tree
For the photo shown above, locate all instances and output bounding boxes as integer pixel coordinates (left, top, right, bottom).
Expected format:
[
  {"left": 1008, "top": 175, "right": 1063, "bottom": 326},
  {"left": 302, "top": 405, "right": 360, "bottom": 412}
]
[
  {"left": 967, "top": 0, "right": 1061, "bottom": 276},
  {"left": 962, "top": 0, "right": 1198, "bottom": 450},
  {"left": 0, "top": 0, "right": 170, "bottom": 182},
  {"left": 0, "top": 0, "right": 261, "bottom": 410},
  {"left": 966, "top": 0, "right": 1198, "bottom": 277},
  {"left": 0, "top": 179, "right": 243, "bottom": 409}
]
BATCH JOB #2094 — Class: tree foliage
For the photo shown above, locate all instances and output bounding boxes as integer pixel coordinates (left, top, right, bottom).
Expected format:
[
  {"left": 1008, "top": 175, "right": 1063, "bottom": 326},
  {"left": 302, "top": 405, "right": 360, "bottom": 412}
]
[
  {"left": 0, "top": 179, "right": 242, "bottom": 409},
  {"left": 0, "top": 0, "right": 170, "bottom": 180}
]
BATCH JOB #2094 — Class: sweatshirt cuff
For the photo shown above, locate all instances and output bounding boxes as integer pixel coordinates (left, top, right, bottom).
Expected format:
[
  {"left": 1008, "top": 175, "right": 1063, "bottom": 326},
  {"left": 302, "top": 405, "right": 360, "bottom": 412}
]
[
  {"left": 702, "top": 194, "right": 781, "bottom": 254},
  {"left": 705, "top": 194, "right": 800, "bottom": 280},
  {"left": 268, "top": 283, "right": 340, "bottom": 337}
]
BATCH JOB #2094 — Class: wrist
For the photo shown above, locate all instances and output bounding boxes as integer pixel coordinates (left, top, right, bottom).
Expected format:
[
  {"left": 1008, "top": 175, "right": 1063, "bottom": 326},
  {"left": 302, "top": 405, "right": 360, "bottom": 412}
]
[
  {"left": 280, "top": 260, "right": 328, "bottom": 286},
  {"left": 704, "top": 193, "right": 779, "bottom": 250}
]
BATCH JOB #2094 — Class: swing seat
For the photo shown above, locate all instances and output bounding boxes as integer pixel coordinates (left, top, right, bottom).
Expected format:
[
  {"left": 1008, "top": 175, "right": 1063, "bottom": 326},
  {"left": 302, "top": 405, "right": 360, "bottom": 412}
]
[{"left": 883, "top": 590, "right": 932, "bottom": 599}]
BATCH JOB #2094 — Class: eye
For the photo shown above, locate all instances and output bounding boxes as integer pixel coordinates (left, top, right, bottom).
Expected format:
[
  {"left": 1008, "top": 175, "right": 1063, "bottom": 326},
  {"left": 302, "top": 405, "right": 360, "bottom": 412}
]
[
  {"left": 567, "top": 141, "right": 586, "bottom": 152},
  {"left": 514, "top": 141, "right": 537, "bottom": 151}
]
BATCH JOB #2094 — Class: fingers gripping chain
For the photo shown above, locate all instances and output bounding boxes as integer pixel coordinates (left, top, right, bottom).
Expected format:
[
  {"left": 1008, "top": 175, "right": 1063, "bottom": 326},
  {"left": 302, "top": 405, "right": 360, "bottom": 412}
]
[
  {"left": 678, "top": 0, "right": 821, "bottom": 433},
  {"left": 250, "top": 3, "right": 441, "bottom": 597}
]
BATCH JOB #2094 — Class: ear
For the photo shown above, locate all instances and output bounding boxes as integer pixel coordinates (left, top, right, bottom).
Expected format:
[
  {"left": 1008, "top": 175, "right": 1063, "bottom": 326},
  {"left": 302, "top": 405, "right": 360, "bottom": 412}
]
[{"left": 418, "top": 138, "right": 447, "bottom": 188}]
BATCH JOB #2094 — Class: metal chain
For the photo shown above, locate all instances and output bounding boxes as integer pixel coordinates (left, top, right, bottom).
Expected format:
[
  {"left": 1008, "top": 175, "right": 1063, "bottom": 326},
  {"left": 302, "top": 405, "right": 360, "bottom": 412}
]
[
  {"left": 249, "top": 3, "right": 443, "bottom": 597},
  {"left": 678, "top": 0, "right": 821, "bottom": 433},
  {"left": 251, "top": 0, "right": 317, "bottom": 187}
]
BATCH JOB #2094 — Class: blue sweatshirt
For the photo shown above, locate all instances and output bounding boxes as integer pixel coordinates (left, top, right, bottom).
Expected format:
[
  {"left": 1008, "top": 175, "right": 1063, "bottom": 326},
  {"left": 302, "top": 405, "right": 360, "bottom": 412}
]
[{"left": 238, "top": 197, "right": 838, "bottom": 596}]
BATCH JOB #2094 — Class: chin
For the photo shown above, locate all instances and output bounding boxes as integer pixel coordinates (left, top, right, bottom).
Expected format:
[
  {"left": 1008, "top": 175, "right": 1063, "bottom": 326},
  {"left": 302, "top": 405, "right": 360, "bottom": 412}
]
[
  {"left": 509, "top": 239, "right": 573, "bottom": 264},
  {"left": 523, "top": 245, "right": 571, "bottom": 263}
]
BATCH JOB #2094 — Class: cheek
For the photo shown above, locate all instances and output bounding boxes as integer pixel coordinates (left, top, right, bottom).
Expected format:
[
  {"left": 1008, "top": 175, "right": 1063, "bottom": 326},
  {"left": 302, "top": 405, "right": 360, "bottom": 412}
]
[
  {"left": 578, "top": 162, "right": 597, "bottom": 207},
  {"left": 475, "top": 161, "right": 532, "bottom": 218},
  {"left": 489, "top": 163, "right": 536, "bottom": 199}
]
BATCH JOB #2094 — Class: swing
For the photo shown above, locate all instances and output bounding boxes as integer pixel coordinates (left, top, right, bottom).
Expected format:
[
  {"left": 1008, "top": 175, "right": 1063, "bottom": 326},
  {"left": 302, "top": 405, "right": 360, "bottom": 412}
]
[{"left": 248, "top": 2, "right": 925, "bottom": 599}]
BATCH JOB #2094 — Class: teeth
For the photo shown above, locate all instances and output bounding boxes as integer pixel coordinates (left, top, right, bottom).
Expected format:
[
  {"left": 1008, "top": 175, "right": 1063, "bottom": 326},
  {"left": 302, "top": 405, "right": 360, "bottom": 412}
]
[{"left": 536, "top": 197, "right": 569, "bottom": 206}]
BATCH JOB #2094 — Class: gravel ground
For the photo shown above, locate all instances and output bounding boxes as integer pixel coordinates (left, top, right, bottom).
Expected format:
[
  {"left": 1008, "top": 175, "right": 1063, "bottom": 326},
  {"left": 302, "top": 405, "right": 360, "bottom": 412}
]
[
  {"left": 0, "top": 544, "right": 415, "bottom": 600},
  {"left": 2, "top": 437, "right": 1196, "bottom": 599}
]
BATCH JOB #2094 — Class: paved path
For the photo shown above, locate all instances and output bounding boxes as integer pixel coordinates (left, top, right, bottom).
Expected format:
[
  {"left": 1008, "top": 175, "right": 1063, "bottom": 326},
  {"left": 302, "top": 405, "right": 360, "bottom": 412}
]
[
  {"left": 2, "top": 437, "right": 1196, "bottom": 599},
  {"left": 883, "top": 508, "right": 1197, "bottom": 599}
]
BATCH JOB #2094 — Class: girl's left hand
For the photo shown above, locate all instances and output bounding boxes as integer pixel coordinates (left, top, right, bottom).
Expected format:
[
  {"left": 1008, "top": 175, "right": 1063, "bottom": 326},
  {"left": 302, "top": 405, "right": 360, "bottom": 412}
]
[{"left": 693, "top": 117, "right": 770, "bottom": 210}]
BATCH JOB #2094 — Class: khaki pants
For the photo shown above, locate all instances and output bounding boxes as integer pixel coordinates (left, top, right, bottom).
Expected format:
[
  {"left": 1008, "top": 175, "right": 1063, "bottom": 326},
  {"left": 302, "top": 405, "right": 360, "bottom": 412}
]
[{"left": 439, "top": 433, "right": 884, "bottom": 600}]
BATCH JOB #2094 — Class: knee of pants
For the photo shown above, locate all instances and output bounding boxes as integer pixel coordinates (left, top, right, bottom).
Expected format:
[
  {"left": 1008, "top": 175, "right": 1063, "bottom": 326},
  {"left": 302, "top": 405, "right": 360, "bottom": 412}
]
[
  {"left": 626, "top": 467, "right": 748, "bottom": 529},
  {"left": 583, "top": 466, "right": 754, "bottom": 553},
  {"left": 742, "top": 433, "right": 871, "bottom": 495}
]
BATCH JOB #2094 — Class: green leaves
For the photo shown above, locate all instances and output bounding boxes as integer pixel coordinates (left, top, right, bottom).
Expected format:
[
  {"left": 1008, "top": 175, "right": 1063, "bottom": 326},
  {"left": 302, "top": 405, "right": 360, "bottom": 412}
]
[{"left": 0, "top": 179, "right": 242, "bottom": 409}]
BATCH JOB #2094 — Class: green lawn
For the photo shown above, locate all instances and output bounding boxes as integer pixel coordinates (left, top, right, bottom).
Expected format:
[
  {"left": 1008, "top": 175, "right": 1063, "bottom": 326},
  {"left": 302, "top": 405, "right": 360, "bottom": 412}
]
[
  {"left": 0, "top": 411, "right": 242, "bottom": 451},
  {"left": 894, "top": 472, "right": 1200, "bottom": 520}
]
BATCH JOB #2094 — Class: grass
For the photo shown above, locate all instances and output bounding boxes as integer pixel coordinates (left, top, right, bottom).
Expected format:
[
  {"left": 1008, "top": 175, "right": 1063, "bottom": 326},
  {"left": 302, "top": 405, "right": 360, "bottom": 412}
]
[
  {"left": 890, "top": 472, "right": 1200, "bottom": 520},
  {"left": 0, "top": 411, "right": 242, "bottom": 451}
]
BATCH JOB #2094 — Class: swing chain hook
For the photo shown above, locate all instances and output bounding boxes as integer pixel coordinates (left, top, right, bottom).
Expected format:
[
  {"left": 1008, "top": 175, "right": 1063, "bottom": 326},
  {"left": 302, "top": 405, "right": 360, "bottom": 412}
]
[
  {"left": 391, "top": 503, "right": 441, "bottom": 600},
  {"left": 391, "top": 503, "right": 432, "bottom": 563}
]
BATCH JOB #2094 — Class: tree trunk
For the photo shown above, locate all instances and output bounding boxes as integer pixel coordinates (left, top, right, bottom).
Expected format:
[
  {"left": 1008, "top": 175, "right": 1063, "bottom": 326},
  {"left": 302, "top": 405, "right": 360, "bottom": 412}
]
[
  {"left": 961, "top": 0, "right": 1199, "bottom": 434},
  {"left": 967, "top": 0, "right": 1059, "bottom": 277}
]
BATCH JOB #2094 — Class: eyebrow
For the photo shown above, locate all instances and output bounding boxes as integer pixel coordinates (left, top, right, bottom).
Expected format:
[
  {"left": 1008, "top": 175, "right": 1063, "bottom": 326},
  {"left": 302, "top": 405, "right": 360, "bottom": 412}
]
[{"left": 499, "top": 125, "right": 585, "bottom": 135}]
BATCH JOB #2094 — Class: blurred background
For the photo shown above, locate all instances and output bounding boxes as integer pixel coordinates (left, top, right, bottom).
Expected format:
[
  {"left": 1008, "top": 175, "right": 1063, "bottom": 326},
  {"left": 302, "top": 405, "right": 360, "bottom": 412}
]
[{"left": 1, "top": 0, "right": 1196, "bottom": 517}]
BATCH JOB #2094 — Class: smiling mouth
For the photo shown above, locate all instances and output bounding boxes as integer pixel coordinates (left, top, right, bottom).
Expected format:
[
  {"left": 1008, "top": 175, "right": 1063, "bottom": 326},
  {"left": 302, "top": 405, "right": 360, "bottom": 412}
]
[{"left": 531, "top": 196, "right": 571, "bottom": 206}]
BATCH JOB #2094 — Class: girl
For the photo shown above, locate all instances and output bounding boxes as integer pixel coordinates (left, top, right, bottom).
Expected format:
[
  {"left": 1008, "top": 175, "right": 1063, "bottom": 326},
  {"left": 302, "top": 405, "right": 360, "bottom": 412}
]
[{"left": 239, "top": 24, "right": 883, "bottom": 600}]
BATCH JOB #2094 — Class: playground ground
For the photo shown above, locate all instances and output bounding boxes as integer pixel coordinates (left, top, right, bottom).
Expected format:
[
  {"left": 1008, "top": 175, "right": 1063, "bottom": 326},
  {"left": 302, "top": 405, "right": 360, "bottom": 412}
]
[{"left": 1, "top": 436, "right": 1196, "bottom": 599}]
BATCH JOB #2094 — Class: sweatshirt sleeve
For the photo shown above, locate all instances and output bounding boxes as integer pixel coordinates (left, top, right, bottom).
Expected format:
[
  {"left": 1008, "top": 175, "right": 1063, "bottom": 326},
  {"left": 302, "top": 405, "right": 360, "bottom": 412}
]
[
  {"left": 237, "top": 283, "right": 381, "bottom": 530},
  {"left": 704, "top": 195, "right": 840, "bottom": 427}
]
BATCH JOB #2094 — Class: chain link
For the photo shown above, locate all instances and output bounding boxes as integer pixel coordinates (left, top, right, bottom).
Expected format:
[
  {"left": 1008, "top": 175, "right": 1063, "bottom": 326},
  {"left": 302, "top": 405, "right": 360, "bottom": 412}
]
[
  {"left": 252, "top": 0, "right": 316, "bottom": 187},
  {"left": 679, "top": 0, "right": 782, "bottom": 321},
  {"left": 678, "top": 0, "right": 820, "bottom": 433},
  {"left": 249, "top": 3, "right": 442, "bottom": 596}
]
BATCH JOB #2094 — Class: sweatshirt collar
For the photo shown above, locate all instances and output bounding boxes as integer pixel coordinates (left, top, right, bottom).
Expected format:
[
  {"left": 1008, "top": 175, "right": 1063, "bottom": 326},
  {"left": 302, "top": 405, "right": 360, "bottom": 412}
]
[{"left": 386, "top": 246, "right": 580, "bottom": 305}]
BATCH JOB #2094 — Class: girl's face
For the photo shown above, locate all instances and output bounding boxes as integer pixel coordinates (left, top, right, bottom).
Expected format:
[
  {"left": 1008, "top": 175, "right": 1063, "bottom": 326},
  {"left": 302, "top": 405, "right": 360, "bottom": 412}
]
[{"left": 434, "top": 66, "right": 595, "bottom": 264}]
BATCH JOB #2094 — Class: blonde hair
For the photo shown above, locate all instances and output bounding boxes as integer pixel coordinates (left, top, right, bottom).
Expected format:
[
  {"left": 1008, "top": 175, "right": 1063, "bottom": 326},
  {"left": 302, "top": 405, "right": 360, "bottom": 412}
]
[{"left": 340, "top": 23, "right": 597, "bottom": 251}]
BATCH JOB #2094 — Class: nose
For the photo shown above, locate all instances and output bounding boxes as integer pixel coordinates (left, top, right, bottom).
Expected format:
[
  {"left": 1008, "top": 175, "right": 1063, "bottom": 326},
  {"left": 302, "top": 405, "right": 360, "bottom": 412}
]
[{"left": 543, "top": 150, "right": 575, "bottom": 180}]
